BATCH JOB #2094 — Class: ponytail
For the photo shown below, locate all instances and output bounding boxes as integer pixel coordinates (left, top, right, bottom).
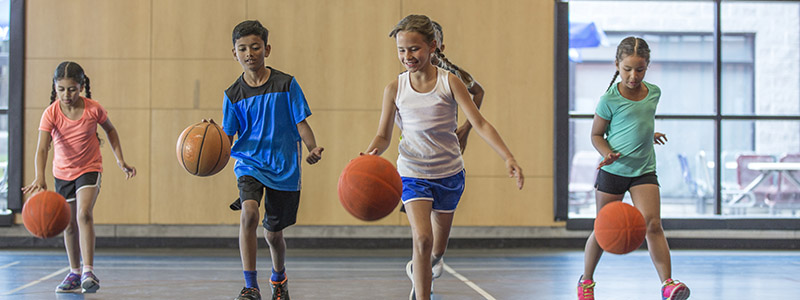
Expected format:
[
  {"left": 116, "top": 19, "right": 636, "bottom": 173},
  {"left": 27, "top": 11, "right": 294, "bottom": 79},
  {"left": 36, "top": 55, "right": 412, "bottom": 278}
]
[
  {"left": 83, "top": 75, "right": 92, "bottom": 99},
  {"left": 607, "top": 70, "right": 619, "bottom": 90},
  {"left": 433, "top": 48, "right": 475, "bottom": 89}
]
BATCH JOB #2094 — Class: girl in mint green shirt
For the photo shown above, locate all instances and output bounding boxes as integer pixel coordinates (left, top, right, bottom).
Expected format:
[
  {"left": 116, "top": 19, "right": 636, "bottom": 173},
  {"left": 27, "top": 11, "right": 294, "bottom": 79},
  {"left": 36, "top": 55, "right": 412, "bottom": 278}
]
[{"left": 578, "top": 37, "right": 691, "bottom": 300}]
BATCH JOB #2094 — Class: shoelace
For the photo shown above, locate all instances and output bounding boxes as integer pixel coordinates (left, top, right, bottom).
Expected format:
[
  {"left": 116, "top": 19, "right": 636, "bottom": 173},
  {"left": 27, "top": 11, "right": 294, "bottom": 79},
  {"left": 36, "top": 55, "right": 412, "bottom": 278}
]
[
  {"left": 240, "top": 287, "right": 258, "bottom": 296},
  {"left": 579, "top": 281, "right": 596, "bottom": 299}
]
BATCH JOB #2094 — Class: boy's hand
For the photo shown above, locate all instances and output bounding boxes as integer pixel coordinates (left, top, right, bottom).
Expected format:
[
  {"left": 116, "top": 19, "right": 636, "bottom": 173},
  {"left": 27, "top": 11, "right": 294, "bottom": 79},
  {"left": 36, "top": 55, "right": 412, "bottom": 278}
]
[
  {"left": 505, "top": 158, "right": 524, "bottom": 190},
  {"left": 654, "top": 132, "right": 668, "bottom": 145},
  {"left": 360, "top": 148, "right": 379, "bottom": 156},
  {"left": 598, "top": 152, "right": 621, "bottom": 169},
  {"left": 456, "top": 125, "right": 471, "bottom": 154},
  {"left": 306, "top": 147, "right": 324, "bottom": 164}
]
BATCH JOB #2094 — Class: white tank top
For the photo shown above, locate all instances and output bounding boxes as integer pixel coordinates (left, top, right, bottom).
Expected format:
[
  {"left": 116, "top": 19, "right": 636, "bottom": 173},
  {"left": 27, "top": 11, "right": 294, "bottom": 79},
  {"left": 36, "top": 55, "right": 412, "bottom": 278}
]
[{"left": 395, "top": 67, "right": 464, "bottom": 178}]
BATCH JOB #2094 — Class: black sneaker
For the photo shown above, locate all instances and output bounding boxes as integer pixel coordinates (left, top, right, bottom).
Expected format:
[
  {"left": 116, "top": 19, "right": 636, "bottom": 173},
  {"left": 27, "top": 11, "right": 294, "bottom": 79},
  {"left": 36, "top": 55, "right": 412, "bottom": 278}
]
[
  {"left": 235, "top": 287, "right": 261, "bottom": 300},
  {"left": 270, "top": 278, "right": 290, "bottom": 300},
  {"left": 230, "top": 198, "right": 242, "bottom": 211}
]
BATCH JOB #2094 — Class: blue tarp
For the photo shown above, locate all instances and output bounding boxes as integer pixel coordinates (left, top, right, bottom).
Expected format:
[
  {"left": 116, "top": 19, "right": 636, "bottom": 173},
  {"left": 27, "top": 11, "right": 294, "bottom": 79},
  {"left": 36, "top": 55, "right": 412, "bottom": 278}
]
[{"left": 568, "top": 21, "right": 607, "bottom": 62}]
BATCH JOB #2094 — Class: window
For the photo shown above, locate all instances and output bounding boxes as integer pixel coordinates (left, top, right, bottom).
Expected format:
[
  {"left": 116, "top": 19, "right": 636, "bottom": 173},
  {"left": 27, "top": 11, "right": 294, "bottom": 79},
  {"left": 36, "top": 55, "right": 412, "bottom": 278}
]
[
  {"left": 556, "top": 1, "right": 800, "bottom": 224},
  {"left": 1, "top": 0, "right": 22, "bottom": 226}
]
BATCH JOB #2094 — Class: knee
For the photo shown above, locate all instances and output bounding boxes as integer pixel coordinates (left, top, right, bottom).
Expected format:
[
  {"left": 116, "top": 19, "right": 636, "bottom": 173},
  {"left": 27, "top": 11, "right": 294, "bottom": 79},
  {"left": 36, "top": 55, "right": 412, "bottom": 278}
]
[
  {"left": 265, "top": 230, "right": 283, "bottom": 245},
  {"left": 413, "top": 233, "right": 434, "bottom": 253},
  {"left": 239, "top": 208, "right": 259, "bottom": 230},
  {"left": 77, "top": 209, "right": 93, "bottom": 225},
  {"left": 645, "top": 218, "right": 664, "bottom": 236}
]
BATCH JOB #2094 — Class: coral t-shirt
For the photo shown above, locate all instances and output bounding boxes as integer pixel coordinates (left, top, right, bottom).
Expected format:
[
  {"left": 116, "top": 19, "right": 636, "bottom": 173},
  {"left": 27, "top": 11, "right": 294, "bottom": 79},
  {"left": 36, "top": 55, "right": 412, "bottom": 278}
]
[{"left": 39, "top": 98, "right": 107, "bottom": 181}]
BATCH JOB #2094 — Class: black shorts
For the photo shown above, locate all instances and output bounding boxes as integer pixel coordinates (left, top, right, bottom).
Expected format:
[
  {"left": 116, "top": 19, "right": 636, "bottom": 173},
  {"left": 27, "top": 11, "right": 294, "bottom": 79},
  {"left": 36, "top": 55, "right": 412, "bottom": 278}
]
[
  {"left": 237, "top": 175, "right": 300, "bottom": 232},
  {"left": 54, "top": 172, "right": 101, "bottom": 202},
  {"left": 594, "top": 169, "right": 658, "bottom": 195}
]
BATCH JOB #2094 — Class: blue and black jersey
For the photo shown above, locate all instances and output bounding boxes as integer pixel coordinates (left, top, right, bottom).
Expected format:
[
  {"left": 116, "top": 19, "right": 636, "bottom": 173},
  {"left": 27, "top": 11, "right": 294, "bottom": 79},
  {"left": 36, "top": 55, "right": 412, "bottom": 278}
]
[{"left": 222, "top": 67, "right": 312, "bottom": 191}]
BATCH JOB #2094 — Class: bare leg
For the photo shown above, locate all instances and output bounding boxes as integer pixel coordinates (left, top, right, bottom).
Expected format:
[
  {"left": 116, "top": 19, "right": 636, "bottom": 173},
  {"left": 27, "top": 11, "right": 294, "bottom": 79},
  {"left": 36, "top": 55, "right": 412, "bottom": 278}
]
[
  {"left": 75, "top": 186, "right": 99, "bottom": 268},
  {"left": 431, "top": 211, "right": 454, "bottom": 260},
  {"left": 582, "top": 190, "right": 624, "bottom": 281},
  {"left": 265, "top": 229, "right": 286, "bottom": 274},
  {"left": 63, "top": 201, "right": 81, "bottom": 270},
  {"left": 239, "top": 199, "right": 260, "bottom": 271},
  {"left": 630, "top": 184, "right": 672, "bottom": 282},
  {"left": 405, "top": 201, "right": 434, "bottom": 300}
]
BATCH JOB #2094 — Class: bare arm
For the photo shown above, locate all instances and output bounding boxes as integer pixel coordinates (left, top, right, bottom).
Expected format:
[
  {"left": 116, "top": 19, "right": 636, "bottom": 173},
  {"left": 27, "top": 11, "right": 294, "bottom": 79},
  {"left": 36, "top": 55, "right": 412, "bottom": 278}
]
[
  {"left": 100, "top": 119, "right": 137, "bottom": 179},
  {"left": 458, "top": 81, "right": 485, "bottom": 130},
  {"left": 449, "top": 74, "right": 523, "bottom": 189},
  {"left": 21, "top": 131, "right": 52, "bottom": 194},
  {"left": 296, "top": 119, "right": 324, "bottom": 164},
  {"left": 364, "top": 80, "right": 399, "bottom": 156},
  {"left": 456, "top": 82, "right": 484, "bottom": 153},
  {"left": 590, "top": 114, "right": 620, "bottom": 169}
]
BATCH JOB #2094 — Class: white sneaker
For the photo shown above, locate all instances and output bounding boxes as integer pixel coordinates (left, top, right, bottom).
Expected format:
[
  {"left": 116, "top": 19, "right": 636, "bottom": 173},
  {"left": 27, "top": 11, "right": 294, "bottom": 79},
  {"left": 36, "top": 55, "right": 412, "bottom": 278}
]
[
  {"left": 432, "top": 257, "right": 444, "bottom": 279},
  {"left": 406, "top": 260, "right": 415, "bottom": 300}
]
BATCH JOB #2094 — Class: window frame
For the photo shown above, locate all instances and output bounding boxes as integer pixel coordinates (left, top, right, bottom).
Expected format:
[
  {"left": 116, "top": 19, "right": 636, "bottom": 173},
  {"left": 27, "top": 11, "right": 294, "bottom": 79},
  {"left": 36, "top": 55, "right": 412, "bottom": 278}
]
[
  {"left": 3, "top": 0, "right": 25, "bottom": 226},
  {"left": 554, "top": 0, "right": 800, "bottom": 230}
]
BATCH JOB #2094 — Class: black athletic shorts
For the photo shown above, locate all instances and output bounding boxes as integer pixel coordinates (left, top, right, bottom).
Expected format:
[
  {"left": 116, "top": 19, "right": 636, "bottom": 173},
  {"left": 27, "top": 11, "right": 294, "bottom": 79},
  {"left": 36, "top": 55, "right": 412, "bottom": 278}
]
[
  {"left": 594, "top": 169, "right": 658, "bottom": 195},
  {"left": 237, "top": 175, "right": 300, "bottom": 232},
  {"left": 54, "top": 172, "right": 101, "bottom": 202}
]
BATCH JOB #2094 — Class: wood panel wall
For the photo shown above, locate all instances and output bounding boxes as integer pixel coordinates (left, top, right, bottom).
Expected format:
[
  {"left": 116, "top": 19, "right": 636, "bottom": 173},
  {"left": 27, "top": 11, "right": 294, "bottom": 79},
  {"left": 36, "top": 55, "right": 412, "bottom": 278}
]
[{"left": 22, "top": 0, "right": 559, "bottom": 227}]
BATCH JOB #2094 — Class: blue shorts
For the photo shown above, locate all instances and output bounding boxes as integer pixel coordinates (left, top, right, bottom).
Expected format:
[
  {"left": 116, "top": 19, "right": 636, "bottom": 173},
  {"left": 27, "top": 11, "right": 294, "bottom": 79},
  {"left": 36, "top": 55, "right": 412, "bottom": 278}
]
[{"left": 401, "top": 170, "right": 465, "bottom": 213}]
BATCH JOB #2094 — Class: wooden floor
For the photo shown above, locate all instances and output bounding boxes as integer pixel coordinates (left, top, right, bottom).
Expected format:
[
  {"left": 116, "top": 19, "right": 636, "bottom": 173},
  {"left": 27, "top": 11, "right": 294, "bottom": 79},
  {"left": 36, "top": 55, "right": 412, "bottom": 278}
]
[{"left": 0, "top": 248, "right": 798, "bottom": 299}]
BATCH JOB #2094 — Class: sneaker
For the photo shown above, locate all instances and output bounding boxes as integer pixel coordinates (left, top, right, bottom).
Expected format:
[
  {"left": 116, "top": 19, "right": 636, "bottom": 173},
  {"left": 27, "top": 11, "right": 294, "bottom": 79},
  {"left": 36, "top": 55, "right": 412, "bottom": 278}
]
[
  {"left": 432, "top": 257, "right": 444, "bottom": 279},
  {"left": 80, "top": 272, "right": 100, "bottom": 293},
  {"left": 55, "top": 273, "right": 81, "bottom": 293},
  {"left": 406, "top": 260, "right": 415, "bottom": 300},
  {"left": 236, "top": 287, "right": 261, "bottom": 300},
  {"left": 270, "top": 278, "right": 289, "bottom": 300},
  {"left": 662, "top": 278, "right": 690, "bottom": 300},
  {"left": 577, "top": 276, "right": 595, "bottom": 300}
]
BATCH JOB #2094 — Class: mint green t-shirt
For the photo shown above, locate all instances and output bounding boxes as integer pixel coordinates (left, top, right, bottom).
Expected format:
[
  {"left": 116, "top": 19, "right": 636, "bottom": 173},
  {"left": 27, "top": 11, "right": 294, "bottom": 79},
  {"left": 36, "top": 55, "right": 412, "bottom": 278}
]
[{"left": 595, "top": 81, "right": 660, "bottom": 177}]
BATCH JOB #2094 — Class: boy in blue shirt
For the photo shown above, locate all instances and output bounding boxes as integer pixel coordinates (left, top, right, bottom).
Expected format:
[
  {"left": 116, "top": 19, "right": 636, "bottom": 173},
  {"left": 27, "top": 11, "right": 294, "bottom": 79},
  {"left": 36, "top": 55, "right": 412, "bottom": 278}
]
[{"left": 223, "top": 20, "right": 324, "bottom": 300}]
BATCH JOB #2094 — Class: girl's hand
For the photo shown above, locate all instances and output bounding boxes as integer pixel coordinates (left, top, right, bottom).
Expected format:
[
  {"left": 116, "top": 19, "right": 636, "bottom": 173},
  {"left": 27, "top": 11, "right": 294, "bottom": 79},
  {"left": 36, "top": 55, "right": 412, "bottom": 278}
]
[
  {"left": 505, "top": 158, "right": 524, "bottom": 190},
  {"left": 654, "top": 132, "right": 668, "bottom": 145},
  {"left": 21, "top": 178, "right": 47, "bottom": 194},
  {"left": 118, "top": 161, "right": 137, "bottom": 179},
  {"left": 598, "top": 152, "right": 621, "bottom": 169},
  {"left": 306, "top": 147, "right": 324, "bottom": 164},
  {"left": 360, "top": 148, "right": 379, "bottom": 156},
  {"left": 456, "top": 125, "right": 471, "bottom": 154}
]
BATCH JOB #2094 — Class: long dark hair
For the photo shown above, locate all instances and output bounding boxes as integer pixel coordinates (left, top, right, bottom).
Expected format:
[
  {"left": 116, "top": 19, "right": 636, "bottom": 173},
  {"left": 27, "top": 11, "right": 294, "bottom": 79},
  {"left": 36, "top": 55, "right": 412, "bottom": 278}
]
[
  {"left": 51, "top": 61, "right": 91, "bottom": 104},
  {"left": 51, "top": 61, "right": 100, "bottom": 143},
  {"left": 608, "top": 37, "right": 651, "bottom": 90}
]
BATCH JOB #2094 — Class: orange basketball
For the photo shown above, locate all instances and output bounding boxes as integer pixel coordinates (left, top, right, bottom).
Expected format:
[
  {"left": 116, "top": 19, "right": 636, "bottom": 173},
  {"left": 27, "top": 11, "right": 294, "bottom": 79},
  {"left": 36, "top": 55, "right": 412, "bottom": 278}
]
[
  {"left": 337, "top": 155, "right": 402, "bottom": 221},
  {"left": 22, "top": 191, "right": 71, "bottom": 239},
  {"left": 594, "top": 201, "right": 646, "bottom": 254},
  {"left": 176, "top": 120, "right": 231, "bottom": 176}
]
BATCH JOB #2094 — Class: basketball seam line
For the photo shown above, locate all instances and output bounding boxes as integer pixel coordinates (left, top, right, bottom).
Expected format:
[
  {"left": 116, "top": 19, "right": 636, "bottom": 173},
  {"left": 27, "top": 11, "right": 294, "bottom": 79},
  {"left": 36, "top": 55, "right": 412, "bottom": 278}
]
[{"left": 195, "top": 123, "right": 210, "bottom": 176}]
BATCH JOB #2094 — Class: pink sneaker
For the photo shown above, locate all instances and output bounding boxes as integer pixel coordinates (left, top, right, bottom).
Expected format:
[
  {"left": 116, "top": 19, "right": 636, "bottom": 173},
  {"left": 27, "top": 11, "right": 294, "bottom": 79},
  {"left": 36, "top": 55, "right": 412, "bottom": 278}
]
[
  {"left": 577, "top": 277, "right": 595, "bottom": 300},
  {"left": 661, "top": 278, "right": 690, "bottom": 300}
]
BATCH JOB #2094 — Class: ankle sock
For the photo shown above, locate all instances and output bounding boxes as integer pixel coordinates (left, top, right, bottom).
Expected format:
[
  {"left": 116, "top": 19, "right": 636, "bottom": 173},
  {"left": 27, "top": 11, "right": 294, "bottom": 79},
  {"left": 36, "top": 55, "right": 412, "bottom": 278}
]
[
  {"left": 82, "top": 265, "right": 94, "bottom": 274},
  {"left": 244, "top": 270, "right": 259, "bottom": 290},
  {"left": 271, "top": 268, "right": 285, "bottom": 282}
]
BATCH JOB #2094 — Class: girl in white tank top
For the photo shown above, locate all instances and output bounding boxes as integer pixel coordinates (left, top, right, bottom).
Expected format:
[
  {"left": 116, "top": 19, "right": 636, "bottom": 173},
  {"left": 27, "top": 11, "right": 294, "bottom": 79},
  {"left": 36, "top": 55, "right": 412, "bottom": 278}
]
[{"left": 362, "top": 14, "right": 524, "bottom": 300}]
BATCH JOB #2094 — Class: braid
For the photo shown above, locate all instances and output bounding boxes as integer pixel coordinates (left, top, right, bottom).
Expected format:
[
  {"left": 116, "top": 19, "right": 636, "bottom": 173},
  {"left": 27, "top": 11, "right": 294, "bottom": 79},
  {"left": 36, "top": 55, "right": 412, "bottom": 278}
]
[
  {"left": 83, "top": 75, "right": 91, "bottom": 99},
  {"left": 607, "top": 70, "right": 619, "bottom": 90},
  {"left": 434, "top": 48, "right": 475, "bottom": 88},
  {"left": 50, "top": 86, "right": 56, "bottom": 104}
]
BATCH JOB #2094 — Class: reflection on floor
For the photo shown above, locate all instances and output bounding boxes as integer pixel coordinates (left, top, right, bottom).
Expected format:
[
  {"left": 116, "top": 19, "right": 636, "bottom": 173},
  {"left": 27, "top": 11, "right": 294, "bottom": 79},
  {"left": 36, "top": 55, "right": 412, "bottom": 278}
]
[{"left": 1, "top": 248, "right": 798, "bottom": 299}]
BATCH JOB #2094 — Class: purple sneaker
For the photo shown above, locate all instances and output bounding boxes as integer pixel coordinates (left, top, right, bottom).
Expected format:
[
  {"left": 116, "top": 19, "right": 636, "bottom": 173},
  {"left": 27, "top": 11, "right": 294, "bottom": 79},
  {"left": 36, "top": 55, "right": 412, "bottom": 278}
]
[
  {"left": 81, "top": 271, "right": 100, "bottom": 293},
  {"left": 55, "top": 273, "right": 81, "bottom": 293}
]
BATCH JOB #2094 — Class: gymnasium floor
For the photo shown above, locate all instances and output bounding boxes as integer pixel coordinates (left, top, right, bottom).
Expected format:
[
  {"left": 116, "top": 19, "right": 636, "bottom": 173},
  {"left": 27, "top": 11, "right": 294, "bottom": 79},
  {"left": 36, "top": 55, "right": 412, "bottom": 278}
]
[{"left": 0, "top": 248, "right": 798, "bottom": 299}]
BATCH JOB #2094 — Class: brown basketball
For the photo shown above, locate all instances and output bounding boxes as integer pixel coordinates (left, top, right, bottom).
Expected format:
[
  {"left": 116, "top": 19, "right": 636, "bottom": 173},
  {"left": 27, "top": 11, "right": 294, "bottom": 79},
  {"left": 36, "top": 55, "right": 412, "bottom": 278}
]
[
  {"left": 176, "top": 120, "right": 231, "bottom": 176},
  {"left": 594, "top": 201, "right": 647, "bottom": 254},
  {"left": 22, "top": 191, "right": 71, "bottom": 239},
  {"left": 337, "top": 155, "right": 402, "bottom": 221}
]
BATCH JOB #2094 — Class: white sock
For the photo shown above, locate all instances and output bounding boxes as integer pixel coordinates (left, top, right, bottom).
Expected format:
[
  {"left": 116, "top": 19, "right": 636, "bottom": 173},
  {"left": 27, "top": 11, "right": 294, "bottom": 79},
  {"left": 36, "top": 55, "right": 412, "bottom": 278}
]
[
  {"left": 82, "top": 265, "right": 94, "bottom": 274},
  {"left": 71, "top": 268, "right": 81, "bottom": 275}
]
